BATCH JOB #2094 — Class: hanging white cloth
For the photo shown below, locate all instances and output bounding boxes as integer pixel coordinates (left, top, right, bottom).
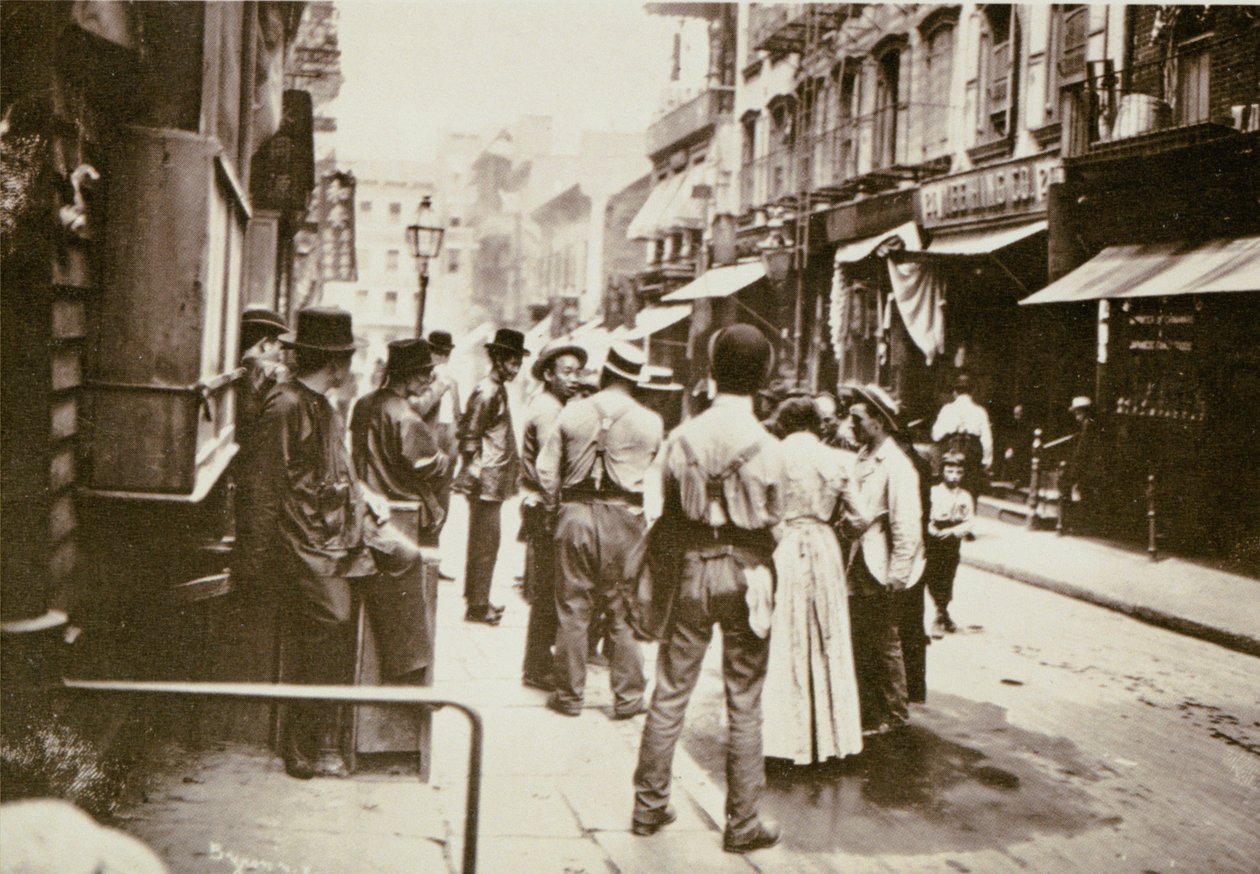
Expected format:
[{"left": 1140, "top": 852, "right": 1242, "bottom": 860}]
[{"left": 886, "top": 258, "right": 948, "bottom": 365}]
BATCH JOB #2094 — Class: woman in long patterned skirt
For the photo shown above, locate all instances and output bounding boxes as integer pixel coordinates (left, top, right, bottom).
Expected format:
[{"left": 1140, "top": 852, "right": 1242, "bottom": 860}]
[{"left": 763, "top": 397, "right": 872, "bottom": 766}]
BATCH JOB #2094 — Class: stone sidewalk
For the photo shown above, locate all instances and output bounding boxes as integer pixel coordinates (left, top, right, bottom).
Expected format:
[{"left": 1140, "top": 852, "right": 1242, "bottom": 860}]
[{"left": 963, "top": 515, "right": 1260, "bottom": 657}]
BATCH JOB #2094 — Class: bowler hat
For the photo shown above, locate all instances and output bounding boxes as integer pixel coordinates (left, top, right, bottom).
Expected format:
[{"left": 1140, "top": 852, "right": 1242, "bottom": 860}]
[
  {"left": 428, "top": 330, "right": 455, "bottom": 354},
  {"left": 241, "top": 306, "right": 289, "bottom": 337},
  {"left": 531, "top": 340, "right": 587, "bottom": 381},
  {"left": 637, "top": 365, "right": 683, "bottom": 392},
  {"left": 485, "top": 328, "right": 530, "bottom": 358},
  {"left": 385, "top": 338, "right": 434, "bottom": 379},
  {"left": 847, "top": 382, "right": 901, "bottom": 432},
  {"left": 281, "top": 307, "right": 363, "bottom": 353},
  {"left": 602, "top": 342, "right": 645, "bottom": 382}
]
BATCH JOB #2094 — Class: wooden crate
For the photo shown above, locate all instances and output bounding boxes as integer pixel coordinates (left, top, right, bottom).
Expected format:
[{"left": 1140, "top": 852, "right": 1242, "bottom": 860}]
[{"left": 88, "top": 127, "right": 247, "bottom": 499}]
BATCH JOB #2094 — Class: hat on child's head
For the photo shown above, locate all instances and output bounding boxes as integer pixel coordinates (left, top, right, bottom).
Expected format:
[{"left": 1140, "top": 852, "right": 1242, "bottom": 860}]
[{"left": 942, "top": 451, "right": 967, "bottom": 467}]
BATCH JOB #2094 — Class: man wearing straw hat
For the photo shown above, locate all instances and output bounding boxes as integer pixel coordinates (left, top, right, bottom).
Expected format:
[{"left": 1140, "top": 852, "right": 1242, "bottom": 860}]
[
  {"left": 846, "top": 383, "right": 925, "bottom": 736},
  {"left": 537, "top": 342, "right": 663, "bottom": 720},
  {"left": 247, "top": 308, "right": 430, "bottom": 780},
  {"left": 518, "top": 339, "right": 587, "bottom": 691},
  {"left": 454, "top": 328, "right": 530, "bottom": 625}
]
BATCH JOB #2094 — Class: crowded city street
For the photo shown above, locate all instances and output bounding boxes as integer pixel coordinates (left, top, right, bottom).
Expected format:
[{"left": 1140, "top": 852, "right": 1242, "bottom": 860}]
[{"left": 3, "top": 2, "right": 1260, "bottom": 872}]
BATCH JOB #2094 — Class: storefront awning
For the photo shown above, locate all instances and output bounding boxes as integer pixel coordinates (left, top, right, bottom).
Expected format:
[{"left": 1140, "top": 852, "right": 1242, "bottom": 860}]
[
  {"left": 627, "top": 172, "right": 687, "bottom": 240},
  {"left": 833, "top": 221, "right": 922, "bottom": 265},
  {"left": 661, "top": 163, "right": 708, "bottom": 230},
  {"left": 925, "top": 219, "right": 1047, "bottom": 256},
  {"left": 627, "top": 304, "right": 691, "bottom": 339},
  {"left": 1021, "top": 234, "right": 1260, "bottom": 305},
  {"left": 660, "top": 260, "right": 766, "bottom": 303}
]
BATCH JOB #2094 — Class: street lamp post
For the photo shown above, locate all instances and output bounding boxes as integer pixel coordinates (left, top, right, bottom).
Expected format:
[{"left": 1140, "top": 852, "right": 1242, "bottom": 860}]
[{"left": 406, "top": 195, "right": 445, "bottom": 336}]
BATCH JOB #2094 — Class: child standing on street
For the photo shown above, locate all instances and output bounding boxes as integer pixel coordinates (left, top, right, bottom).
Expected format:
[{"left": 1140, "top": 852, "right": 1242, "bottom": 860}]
[{"left": 925, "top": 452, "right": 974, "bottom": 635}]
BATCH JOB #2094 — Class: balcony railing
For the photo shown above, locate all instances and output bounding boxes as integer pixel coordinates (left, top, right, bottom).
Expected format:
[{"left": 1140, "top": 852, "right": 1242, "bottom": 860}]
[
  {"left": 748, "top": 3, "right": 844, "bottom": 54},
  {"left": 646, "top": 87, "right": 734, "bottom": 157}
]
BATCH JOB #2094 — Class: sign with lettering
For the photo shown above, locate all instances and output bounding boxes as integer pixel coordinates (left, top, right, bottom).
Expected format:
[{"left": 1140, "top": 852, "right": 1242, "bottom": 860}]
[
  {"left": 318, "top": 171, "right": 357, "bottom": 282},
  {"left": 918, "top": 155, "right": 1060, "bottom": 229}
]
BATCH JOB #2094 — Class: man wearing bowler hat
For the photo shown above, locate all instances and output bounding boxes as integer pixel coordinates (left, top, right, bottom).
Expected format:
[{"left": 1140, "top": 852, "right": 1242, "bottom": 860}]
[
  {"left": 518, "top": 339, "right": 587, "bottom": 690},
  {"left": 247, "top": 307, "right": 431, "bottom": 779},
  {"left": 453, "top": 328, "right": 529, "bottom": 624},
  {"left": 350, "top": 338, "right": 452, "bottom": 548},
  {"left": 632, "top": 325, "right": 784, "bottom": 854},
  {"left": 536, "top": 342, "right": 662, "bottom": 719},
  {"left": 846, "top": 383, "right": 925, "bottom": 736}
]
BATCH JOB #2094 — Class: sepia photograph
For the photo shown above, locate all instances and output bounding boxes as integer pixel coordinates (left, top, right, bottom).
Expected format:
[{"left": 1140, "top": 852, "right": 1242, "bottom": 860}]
[{"left": 1, "top": 1, "right": 1258, "bottom": 871}]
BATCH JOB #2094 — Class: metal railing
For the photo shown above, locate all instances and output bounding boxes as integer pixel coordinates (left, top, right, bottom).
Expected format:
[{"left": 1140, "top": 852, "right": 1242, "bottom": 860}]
[{"left": 64, "top": 679, "right": 484, "bottom": 874}]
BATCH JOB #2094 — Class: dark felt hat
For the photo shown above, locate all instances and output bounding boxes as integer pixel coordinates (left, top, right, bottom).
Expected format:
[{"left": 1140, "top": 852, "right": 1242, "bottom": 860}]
[
  {"left": 427, "top": 330, "right": 455, "bottom": 354},
  {"left": 531, "top": 341, "right": 587, "bottom": 381},
  {"left": 485, "top": 327, "right": 530, "bottom": 358},
  {"left": 386, "top": 338, "right": 434, "bottom": 378},
  {"left": 281, "top": 307, "right": 363, "bottom": 353},
  {"left": 241, "top": 306, "right": 289, "bottom": 337}
]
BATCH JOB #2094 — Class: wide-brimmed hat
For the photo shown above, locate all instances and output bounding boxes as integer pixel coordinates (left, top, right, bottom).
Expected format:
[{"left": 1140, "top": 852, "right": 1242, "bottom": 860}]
[
  {"left": 637, "top": 364, "right": 683, "bottom": 392},
  {"left": 602, "top": 341, "right": 645, "bottom": 382},
  {"left": 241, "top": 306, "right": 289, "bottom": 337},
  {"left": 846, "top": 382, "right": 901, "bottom": 432},
  {"left": 427, "top": 330, "right": 455, "bottom": 355},
  {"left": 281, "top": 307, "right": 363, "bottom": 353},
  {"left": 485, "top": 328, "right": 530, "bottom": 358},
  {"left": 385, "top": 338, "right": 434, "bottom": 379},
  {"left": 1070, "top": 395, "right": 1093, "bottom": 411},
  {"left": 531, "top": 341, "right": 587, "bottom": 381}
]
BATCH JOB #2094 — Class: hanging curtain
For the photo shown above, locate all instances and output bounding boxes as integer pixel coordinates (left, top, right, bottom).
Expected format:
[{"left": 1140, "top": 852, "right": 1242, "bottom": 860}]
[
  {"left": 828, "top": 261, "right": 848, "bottom": 354},
  {"left": 886, "top": 257, "right": 947, "bottom": 365}
]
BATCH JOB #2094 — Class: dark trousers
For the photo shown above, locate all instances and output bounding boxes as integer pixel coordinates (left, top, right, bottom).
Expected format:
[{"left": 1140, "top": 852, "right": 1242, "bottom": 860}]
[
  {"left": 848, "top": 561, "right": 909, "bottom": 729},
  {"left": 635, "top": 544, "right": 770, "bottom": 841},
  {"left": 924, "top": 538, "right": 961, "bottom": 613},
  {"left": 464, "top": 498, "right": 502, "bottom": 610},
  {"left": 893, "top": 584, "right": 928, "bottom": 705},
  {"left": 521, "top": 533, "right": 559, "bottom": 683},
  {"left": 553, "top": 502, "right": 645, "bottom": 713}
]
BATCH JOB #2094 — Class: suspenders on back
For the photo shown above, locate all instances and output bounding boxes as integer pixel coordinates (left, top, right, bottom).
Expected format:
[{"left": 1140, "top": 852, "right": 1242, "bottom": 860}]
[
  {"left": 590, "top": 399, "right": 631, "bottom": 492},
  {"left": 674, "top": 435, "right": 763, "bottom": 529}
]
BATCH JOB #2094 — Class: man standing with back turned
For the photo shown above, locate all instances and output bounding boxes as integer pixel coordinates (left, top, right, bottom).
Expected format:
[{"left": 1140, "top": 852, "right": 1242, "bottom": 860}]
[
  {"left": 537, "top": 342, "right": 662, "bottom": 719},
  {"left": 632, "top": 324, "right": 784, "bottom": 854}
]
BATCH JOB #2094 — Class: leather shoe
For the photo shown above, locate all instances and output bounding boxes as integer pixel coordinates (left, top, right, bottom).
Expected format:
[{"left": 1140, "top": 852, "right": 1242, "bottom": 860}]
[
  {"left": 522, "top": 674, "right": 554, "bottom": 692},
  {"left": 724, "top": 820, "right": 781, "bottom": 854},
  {"left": 464, "top": 608, "right": 501, "bottom": 625},
  {"left": 283, "top": 754, "right": 315, "bottom": 780},
  {"left": 545, "top": 694, "right": 580, "bottom": 717},
  {"left": 312, "top": 751, "right": 349, "bottom": 779},
  {"left": 631, "top": 805, "right": 676, "bottom": 836},
  {"left": 611, "top": 702, "right": 648, "bottom": 720}
]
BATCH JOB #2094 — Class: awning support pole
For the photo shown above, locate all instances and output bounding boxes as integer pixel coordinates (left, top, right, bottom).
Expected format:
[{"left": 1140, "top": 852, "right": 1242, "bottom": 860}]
[
  {"left": 730, "top": 295, "right": 785, "bottom": 341},
  {"left": 989, "top": 254, "right": 1029, "bottom": 296}
]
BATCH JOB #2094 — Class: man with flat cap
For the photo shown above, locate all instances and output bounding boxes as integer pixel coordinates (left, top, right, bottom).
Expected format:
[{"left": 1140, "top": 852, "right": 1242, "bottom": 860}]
[
  {"left": 536, "top": 342, "right": 662, "bottom": 719},
  {"left": 518, "top": 339, "right": 587, "bottom": 690},
  {"left": 453, "top": 328, "right": 529, "bottom": 625},
  {"left": 351, "top": 338, "right": 451, "bottom": 548},
  {"left": 632, "top": 324, "right": 784, "bottom": 854},
  {"left": 246, "top": 307, "right": 430, "bottom": 780},
  {"left": 846, "top": 383, "right": 925, "bottom": 735}
]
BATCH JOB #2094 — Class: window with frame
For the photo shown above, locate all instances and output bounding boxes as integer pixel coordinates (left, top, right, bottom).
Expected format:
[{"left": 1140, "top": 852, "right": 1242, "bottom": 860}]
[
  {"left": 923, "top": 21, "right": 955, "bottom": 157},
  {"left": 1174, "top": 37, "right": 1211, "bottom": 126},
  {"left": 874, "top": 47, "right": 902, "bottom": 168},
  {"left": 361, "top": 200, "right": 373, "bottom": 214},
  {"left": 386, "top": 249, "right": 400, "bottom": 271},
  {"left": 384, "top": 290, "right": 398, "bottom": 316},
  {"left": 1046, "top": 4, "right": 1088, "bottom": 123},
  {"left": 389, "top": 202, "right": 402, "bottom": 218},
  {"left": 447, "top": 249, "right": 460, "bottom": 273},
  {"left": 976, "top": 5, "right": 1015, "bottom": 142}
]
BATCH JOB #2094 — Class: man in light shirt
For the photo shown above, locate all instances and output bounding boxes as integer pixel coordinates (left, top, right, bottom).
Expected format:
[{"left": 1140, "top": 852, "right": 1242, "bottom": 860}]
[{"left": 931, "top": 372, "right": 993, "bottom": 495}]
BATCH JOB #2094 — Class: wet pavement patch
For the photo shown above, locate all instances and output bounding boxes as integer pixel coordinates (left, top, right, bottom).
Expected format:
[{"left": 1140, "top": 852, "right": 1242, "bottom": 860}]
[{"left": 683, "top": 693, "right": 1114, "bottom": 856}]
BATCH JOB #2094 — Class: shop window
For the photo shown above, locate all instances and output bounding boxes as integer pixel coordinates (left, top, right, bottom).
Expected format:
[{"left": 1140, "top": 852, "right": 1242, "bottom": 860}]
[
  {"left": 874, "top": 46, "right": 902, "bottom": 168},
  {"left": 384, "top": 290, "right": 398, "bottom": 316},
  {"left": 386, "top": 249, "right": 400, "bottom": 271},
  {"left": 1175, "top": 41, "right": 1211, "bottom": 126},
  {"left": 922, "top": 20, "right": 956, "bottom": 157}
]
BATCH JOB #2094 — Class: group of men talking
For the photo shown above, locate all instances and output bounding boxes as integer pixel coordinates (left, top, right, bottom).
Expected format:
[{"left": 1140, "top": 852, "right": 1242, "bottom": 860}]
[{"left": 235, "top": 302, "right": 928, "bottom": 854}]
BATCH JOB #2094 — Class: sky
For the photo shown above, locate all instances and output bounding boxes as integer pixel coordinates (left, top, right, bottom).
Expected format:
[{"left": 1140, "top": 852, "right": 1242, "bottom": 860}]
[{"left": 332, "top": 0, "right": 679, "bottom": 162}]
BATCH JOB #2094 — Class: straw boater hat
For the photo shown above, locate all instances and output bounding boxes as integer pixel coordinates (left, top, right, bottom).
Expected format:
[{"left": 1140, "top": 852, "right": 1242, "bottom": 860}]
[
  {"left": 602, "top": 342, "right": 646, "bottom": 382},
  {"left": 427, "top": 330, "right": 455, "bottom": 355},
  {"left": 637, "top": 364, "right": 683, "bottom": 392},
  {"left": 484, "top": 328, "right": 530, "bottom": 358},
  {"left": 280, "top": 307, "right": 364, "bottom": 352},
  {"left": 531, "top": 340, "right": 587, "bottom": 382},
  {"left": 846, "top": 382, "right": 902, "bottom": 432},
  {"left": 385, "top": 338, "right": 434, "bottom": 379},
  {"left": 1070, "top": 395, "right": 1093, "bottom": 411}
]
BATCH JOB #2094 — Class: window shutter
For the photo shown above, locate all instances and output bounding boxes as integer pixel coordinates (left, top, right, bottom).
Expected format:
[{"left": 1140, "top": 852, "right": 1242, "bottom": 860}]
[{"left": 1059, "top": 6, "right": 1089, "bottom": 85}]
